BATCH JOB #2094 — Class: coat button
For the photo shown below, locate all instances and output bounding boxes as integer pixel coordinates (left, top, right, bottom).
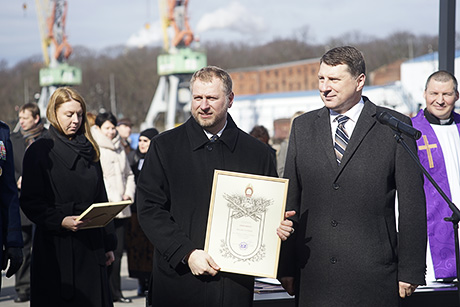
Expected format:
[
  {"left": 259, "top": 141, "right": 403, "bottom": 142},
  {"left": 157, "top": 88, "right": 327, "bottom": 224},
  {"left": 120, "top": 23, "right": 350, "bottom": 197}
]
[
  {"left": 330, "top": 257, "right": 337, "bottom": 264},
  {"left": 331, "top": 220, "right": 338, "bottom": 227},
  {"left": 332, "top": 183, "right": 340, "bottom": 190},
  {"left": 206, "top": 145, "right": 213, "bottom": 151}
]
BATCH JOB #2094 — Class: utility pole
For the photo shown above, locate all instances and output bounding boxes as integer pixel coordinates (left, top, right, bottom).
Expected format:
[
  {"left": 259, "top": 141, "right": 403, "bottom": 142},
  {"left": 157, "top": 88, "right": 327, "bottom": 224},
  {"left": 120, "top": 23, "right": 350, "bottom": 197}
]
[
  {"left": 439, "top": 0, "right": 456, "bottom": 74},
  {"left": 110, "top": 73, "right": 117, "bottom": 116}
]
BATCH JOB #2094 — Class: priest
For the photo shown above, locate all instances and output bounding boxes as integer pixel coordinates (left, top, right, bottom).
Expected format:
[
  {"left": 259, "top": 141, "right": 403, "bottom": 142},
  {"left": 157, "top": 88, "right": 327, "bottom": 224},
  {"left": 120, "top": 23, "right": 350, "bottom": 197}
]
[{"left": 412, "top": 70, "right": 460, "bottom": 281}]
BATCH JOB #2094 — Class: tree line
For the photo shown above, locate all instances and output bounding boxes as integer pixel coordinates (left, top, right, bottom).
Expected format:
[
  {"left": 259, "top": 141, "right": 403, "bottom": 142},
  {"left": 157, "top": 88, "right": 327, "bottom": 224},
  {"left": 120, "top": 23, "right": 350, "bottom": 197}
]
[{"left": 0, "top": 30, "right": 441, "bottom": 129}]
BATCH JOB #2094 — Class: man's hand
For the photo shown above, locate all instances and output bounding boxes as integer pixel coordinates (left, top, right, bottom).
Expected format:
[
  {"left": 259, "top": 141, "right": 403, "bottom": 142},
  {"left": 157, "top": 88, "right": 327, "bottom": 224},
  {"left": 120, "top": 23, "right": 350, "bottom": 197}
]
[
  {"left": 16, "top": 176, "right": 22, "bottom": 190},
  {"left": 277, "top": 210, "right": 296, "bottom": 241},
  {"left": 399, "top": 281, "right": 418, "bottom": 298},
  {"left": 186, "top": 249, "right": 220, "bottom": 276},
  {"left": 2, "top": 247, "right": 23, "bottom": 278},
  {"left": 279, "top": 276, "right": 295, "bottom": 296}
]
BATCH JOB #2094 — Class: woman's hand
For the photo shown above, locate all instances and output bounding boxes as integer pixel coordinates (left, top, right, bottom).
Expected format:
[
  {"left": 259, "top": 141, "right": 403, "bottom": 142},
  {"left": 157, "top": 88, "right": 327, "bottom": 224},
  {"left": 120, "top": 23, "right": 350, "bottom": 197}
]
[
  {"left": 105, "top": 251, "right": 115, "bottom": 266},
  {"left": 61, "top": 216, "right": 87, "bottom": 232}
]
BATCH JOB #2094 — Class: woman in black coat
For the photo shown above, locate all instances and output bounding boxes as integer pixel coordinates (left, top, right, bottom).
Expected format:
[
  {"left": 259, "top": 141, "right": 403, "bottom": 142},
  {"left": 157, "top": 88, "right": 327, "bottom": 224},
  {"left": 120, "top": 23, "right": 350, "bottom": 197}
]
[
  {"left": 125, "top": 128, "right": 158, "bottom": 296},
  {"left": 20, "top": 87, "right": 117, "bottom": 307}
]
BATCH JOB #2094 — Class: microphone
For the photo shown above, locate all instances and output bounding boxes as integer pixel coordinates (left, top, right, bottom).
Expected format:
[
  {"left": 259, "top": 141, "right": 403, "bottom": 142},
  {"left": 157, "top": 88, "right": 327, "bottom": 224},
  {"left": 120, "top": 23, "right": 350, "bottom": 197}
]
[{"left": 376, "top": 111, "right": 422, "bottom": 140}]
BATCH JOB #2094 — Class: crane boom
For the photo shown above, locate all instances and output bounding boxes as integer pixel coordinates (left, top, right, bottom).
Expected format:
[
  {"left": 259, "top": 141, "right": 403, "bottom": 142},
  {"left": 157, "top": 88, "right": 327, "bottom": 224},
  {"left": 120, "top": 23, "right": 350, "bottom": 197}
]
[
  {"left": 34, "top": 0, "right": 50, "bottom": 65},
  {"left": 141, "top": 0, "right": 206, "bottom": 131},
  {"left": 167, "top": 0, "right": 194, "bottom": 48},
  {"left": 47, "top": 0, "right": 72, "bottom": 66},
  {"left": 34, "top": 0, "right": 81, "bottom": 120}
]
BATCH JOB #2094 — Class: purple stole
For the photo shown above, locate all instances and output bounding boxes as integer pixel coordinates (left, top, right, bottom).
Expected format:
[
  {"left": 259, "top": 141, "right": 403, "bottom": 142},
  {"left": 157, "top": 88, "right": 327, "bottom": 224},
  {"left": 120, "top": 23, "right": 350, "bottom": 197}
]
[{"left": 412, "top": 109, "right": 460, "bottom": 279}]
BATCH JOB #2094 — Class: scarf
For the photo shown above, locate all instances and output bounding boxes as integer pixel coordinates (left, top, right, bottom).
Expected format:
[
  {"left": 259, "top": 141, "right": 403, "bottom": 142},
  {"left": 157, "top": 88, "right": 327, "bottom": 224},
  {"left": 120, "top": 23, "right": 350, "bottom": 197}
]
[
  {"left": 49, "top": 125, "right": 95, "bottom": 161},
  {"left": 21, "top": 122, "right": 45, "bottom": 147},
  {"left": 135, "top": 147, "right": 145, "bottom": 160}
]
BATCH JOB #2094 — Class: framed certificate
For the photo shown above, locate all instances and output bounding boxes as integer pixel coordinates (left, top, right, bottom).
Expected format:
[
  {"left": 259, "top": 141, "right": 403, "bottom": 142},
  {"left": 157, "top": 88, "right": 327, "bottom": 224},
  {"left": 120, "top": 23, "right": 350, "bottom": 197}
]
[
  {"left": 76, "top": 200, "right": 132, "bottom": 229},
  {"left": 204, "top": 170, "right": 289, "bottom": 278}
]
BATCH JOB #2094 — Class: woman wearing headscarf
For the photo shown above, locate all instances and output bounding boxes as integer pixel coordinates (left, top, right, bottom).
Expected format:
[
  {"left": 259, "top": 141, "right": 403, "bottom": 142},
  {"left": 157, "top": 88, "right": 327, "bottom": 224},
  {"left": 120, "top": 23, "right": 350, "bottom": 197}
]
[
  {"left": 20, "top": 87, "right": 116, "bottom": 307},
  {"left": 126, "top": 128, "right": 158, "bottom": 296},
  {"left": 91, "top": 112, "right": 135, "bottom": 303}
]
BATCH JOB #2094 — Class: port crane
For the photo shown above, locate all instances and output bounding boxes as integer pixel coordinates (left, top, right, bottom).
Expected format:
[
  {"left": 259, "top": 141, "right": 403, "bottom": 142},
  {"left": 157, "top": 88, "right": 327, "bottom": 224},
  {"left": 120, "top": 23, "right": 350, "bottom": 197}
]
[
  {"left": 140, "top": 0, "right": 207, "bottom": 131},
  {"left": 35, "top": 0, "right": 81, "bottom": 118}
]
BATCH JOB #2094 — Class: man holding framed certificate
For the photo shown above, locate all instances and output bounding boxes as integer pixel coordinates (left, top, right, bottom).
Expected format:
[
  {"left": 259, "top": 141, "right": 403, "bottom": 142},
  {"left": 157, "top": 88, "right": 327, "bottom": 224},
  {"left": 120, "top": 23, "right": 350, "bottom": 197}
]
[{"left": 137, "top": 66, "right": 294, "bottom": 307}]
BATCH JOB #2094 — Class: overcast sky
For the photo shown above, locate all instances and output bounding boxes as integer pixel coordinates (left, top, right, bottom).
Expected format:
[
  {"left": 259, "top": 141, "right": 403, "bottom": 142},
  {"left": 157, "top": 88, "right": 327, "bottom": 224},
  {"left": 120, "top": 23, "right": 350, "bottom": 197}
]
[{"left": 1, "top": 0, "right": 458, "bottom": 67}]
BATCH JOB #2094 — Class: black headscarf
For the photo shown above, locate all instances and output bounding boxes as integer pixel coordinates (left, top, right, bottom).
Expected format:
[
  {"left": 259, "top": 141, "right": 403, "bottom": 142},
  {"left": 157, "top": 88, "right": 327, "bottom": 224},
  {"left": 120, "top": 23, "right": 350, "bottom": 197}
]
[
  {"left": 140, "top": 128, "right": 159, "bottom": 140},
  {"left": 136, "top": 128, "right": 159, "bottom": 159}
]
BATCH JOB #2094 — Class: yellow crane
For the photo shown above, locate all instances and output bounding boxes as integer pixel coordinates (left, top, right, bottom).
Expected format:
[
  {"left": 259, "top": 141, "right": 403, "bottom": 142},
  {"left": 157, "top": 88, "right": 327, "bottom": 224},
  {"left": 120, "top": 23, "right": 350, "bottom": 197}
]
[
  {"left": 141, "top": 0, "right": 207, "bottom": 131},
  {"left": 158, "top": 0, "right": 195, "bottom": 52}
]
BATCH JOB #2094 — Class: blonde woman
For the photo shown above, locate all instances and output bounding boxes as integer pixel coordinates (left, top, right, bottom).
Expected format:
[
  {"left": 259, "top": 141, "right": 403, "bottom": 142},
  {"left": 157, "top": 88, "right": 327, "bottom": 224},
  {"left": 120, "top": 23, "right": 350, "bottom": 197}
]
[{"left": 20, "top": 87, "right": 116, "bottom": 307}]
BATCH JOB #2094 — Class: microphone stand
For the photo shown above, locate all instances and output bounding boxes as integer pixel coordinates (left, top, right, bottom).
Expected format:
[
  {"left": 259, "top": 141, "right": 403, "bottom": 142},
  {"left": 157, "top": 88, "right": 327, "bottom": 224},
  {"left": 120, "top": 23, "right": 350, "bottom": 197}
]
[{"left": 392, "top": 131, "right": 460, "bottom": 305}]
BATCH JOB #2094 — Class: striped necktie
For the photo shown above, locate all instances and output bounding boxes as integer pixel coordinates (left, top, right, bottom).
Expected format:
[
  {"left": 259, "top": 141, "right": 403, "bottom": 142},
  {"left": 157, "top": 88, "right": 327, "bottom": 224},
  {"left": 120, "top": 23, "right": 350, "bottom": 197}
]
[
  {"left": 210, "top": 135, "right": 219, "bottom": 142},
  {"left": 334, "top": 115, "right": 350, "bottom": 165}
]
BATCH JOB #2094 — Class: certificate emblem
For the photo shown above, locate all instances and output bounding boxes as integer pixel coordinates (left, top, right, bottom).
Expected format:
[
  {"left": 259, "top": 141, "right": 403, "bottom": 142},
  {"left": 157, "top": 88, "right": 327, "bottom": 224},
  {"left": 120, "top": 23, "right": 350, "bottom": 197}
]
[{"left": 220, "top": 184, "right": 273, "bottom": 262}]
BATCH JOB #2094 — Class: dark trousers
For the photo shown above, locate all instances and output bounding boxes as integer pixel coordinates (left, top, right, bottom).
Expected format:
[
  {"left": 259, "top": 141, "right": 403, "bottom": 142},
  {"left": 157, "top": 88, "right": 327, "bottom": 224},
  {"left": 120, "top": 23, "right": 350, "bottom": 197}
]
[
  {"left": 15, "top": 225, "right": 33, "bottom": 297},
  {"left": 108, "top": 218, "right": 128, "bottom": 300}
]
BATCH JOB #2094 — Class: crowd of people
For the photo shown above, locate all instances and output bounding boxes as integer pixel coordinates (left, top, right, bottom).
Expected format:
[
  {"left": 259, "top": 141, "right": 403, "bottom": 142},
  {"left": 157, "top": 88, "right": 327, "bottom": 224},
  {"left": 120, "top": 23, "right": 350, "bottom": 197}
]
[{"left": 0, "top": 45, "right": 459, "bottom": 307}]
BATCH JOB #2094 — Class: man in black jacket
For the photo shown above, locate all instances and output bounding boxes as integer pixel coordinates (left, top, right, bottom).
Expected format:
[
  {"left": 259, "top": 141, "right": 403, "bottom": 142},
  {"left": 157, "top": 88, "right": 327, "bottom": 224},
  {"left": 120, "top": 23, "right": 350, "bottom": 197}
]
[
  {"left": 137, "top": 66, "right": 294, "bottom": 307},
  {"left": 10, "top": 102, "right": 46, "bottom": 303}
]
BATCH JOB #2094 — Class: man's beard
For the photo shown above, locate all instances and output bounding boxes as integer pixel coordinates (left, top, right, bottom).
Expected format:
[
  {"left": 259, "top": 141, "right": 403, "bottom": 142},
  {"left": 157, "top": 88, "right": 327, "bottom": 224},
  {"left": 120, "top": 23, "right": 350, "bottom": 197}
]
[{"left": 192, "top": 107, "right": 228, "bottom": 131}]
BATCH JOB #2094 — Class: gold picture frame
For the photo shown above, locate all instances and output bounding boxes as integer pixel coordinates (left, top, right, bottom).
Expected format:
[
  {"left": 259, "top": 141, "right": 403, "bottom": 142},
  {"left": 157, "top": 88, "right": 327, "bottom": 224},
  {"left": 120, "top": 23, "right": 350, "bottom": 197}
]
[
  {"left": 204, "top": 170, "right": 289, "bottom": 278},
  {"left": 76, "top": 200, "right": 132, "bottom": 229}
]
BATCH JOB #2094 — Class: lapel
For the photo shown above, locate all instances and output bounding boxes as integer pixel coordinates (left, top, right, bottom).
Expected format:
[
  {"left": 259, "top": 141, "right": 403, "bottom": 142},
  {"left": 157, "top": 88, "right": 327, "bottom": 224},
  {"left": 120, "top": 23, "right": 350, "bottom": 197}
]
[
  {"left": 315, "top": 107, "right": 338, "bottom": 170},
  {"left": 336, "top": 97, "right": 377, "bottom": 178}
]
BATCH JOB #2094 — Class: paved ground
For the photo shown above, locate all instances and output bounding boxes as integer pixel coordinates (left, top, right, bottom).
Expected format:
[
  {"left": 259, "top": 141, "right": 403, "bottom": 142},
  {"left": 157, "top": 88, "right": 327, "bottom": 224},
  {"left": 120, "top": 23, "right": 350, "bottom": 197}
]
[
  {"left": 0, "top": 254, "right": 147, "bottom": 307},
  {"left": 1, "top": 254, "right": 293, "bottom": 307}
]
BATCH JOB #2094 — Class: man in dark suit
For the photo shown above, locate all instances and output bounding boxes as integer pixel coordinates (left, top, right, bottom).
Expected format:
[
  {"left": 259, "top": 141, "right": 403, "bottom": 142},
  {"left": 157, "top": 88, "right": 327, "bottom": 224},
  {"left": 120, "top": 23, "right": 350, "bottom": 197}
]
[
  {"left": 278, "top": 46, "right": 427, "bottom": 306},
  {"left": 0, "top": 121, "right": 23, "bottom": 292},
  {"left": 10, "top": 102, "right": 46, "bottom": 302},
  {"left": 137, "top": 66, "right": 294, "bottom": 306}
]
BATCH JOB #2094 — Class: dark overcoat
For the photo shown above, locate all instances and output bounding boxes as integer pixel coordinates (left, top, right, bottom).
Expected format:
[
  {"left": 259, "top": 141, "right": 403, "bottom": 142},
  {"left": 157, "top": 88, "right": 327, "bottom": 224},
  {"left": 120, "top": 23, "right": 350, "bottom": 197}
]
[
  {"left": 0, "top": 122, "right": 23, "bottom": 289},
  {"left": 278, "top": 98, "right": 427, "bottom": 306},
  {"left": 11, "top": 129, "right": 47, "bottom": 225},
  {"left": 20, "top": 129, "right": 117, "bottom": 307},
  {"left": 137, "top": 115, "right": 277, "bottom": 307}
]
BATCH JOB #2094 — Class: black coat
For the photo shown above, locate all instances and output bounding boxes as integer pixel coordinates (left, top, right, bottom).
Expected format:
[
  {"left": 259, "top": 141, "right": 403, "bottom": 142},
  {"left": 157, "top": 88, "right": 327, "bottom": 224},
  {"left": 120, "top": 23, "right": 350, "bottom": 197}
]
[
  {"left": 137, "top": 115, "right": 277, "bottom": 307},
  {"left": 0, "top": 122, "right": 23, "bottom": 287},
  {"left": 10, "top": 128, "right": 47, "bottom": 226},
  {"left": 20, "top": 129, "right": 116, "bottom": 307},
  {"left": 278, "top": 98, "right": 427, "bottom": 306}
]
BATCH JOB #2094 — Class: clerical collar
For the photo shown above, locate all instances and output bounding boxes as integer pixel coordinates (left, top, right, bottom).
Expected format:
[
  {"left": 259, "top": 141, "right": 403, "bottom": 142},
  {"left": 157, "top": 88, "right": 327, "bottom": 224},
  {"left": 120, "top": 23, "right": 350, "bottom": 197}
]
[
  {"left": 203, "top": 121, "right": 227, "bottom": 140},
  {"left": 424, "top": 108, "right": 454, "bottom": 125}
]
